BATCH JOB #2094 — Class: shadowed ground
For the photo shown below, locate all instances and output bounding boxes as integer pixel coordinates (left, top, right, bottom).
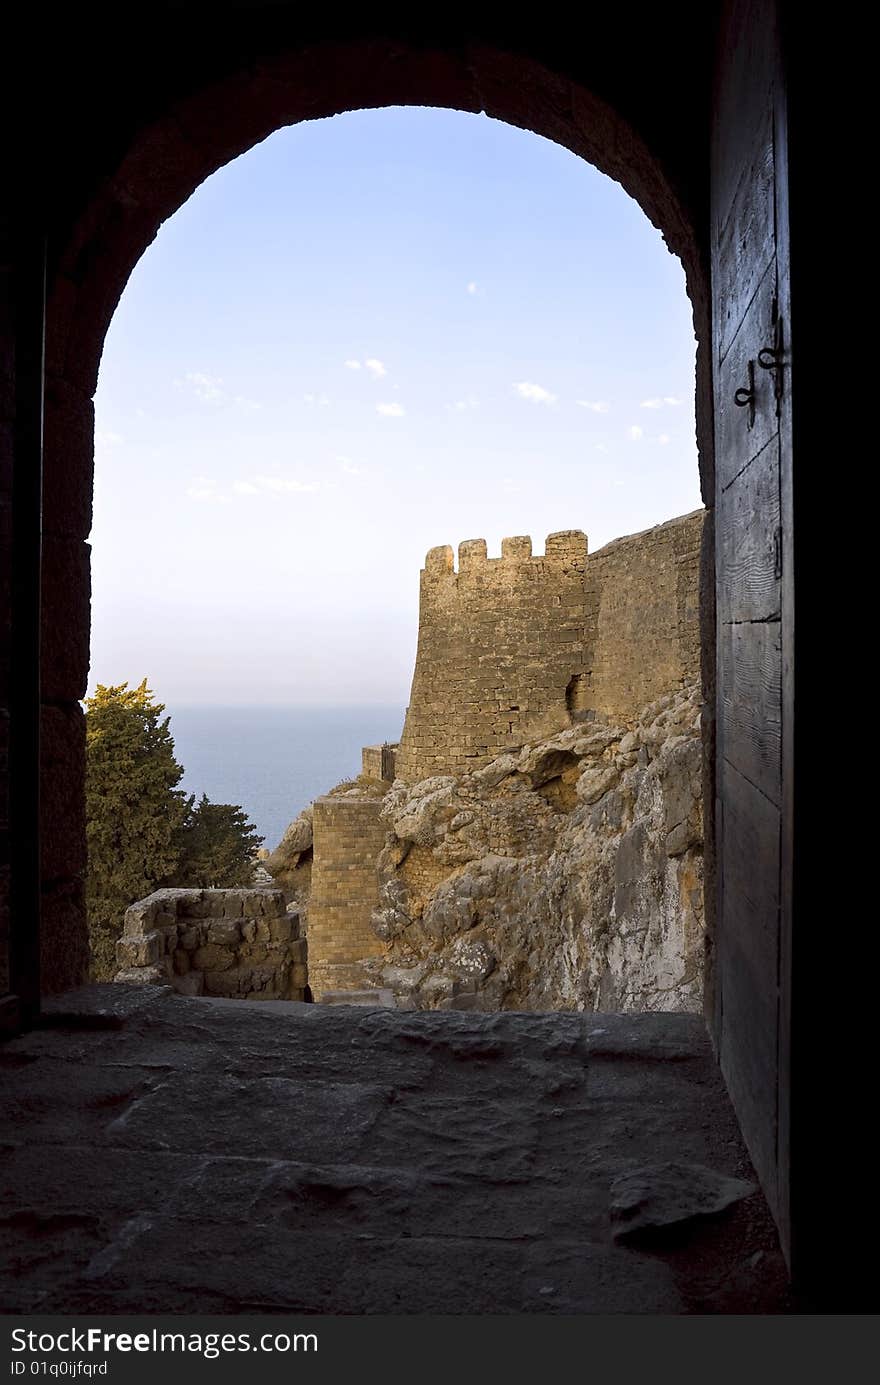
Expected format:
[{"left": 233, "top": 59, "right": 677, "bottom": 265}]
[{"left": 0, "top": 987, "right": 791, "bottom": 1313}]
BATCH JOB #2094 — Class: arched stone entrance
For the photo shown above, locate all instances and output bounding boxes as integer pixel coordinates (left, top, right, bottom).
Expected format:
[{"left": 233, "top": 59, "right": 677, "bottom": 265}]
[
  {"left": 37, "top": 37, "right": 716, "bottom": 996},
  {"left": 3, "top": 2, "right": 819, "bottom": 1297}
]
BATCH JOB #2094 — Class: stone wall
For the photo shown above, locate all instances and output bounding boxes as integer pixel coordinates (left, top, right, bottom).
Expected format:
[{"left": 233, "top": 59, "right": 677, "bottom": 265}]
[
  {"left": 583, "top": 510, "right": 703, "bottom": 725},
  {"left": 113, "top": 888, "right": 307, "bottom": 1000},
  {"left": 362, "top": 743, "right": 398, "bottom": 782},
  {"left": 395, "top": 513, "right": 703, "bottom": 782},
  {"left": 396, "top": 531, "right": 589, "bottom": 782},
  {"left": 307, "top": 796, "right": 387, "bottom": 998}
]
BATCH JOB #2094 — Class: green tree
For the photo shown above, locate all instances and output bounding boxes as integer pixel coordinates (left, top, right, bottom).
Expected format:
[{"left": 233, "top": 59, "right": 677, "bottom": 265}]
[
  {"left": 171, "top": 794, "right": 264, "bottom": 888},
  {"left": 85, "top": 680, "right": 190, "bottom": 978}
]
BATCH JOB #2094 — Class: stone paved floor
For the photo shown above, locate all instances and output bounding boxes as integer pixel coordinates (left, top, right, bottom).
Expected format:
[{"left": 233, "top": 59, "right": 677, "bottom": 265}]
[{"left": 0, "top": 986, "right": 791, "bottom": 1314}]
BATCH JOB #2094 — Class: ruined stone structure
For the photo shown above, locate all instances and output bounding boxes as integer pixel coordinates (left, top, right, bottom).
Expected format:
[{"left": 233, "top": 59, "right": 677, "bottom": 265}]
[
  {"left": 114, "top": 888, "right": 307, "bottom": 1000},
  {"left": 396, "top": 512, "right": 703, "bottom": 782}
]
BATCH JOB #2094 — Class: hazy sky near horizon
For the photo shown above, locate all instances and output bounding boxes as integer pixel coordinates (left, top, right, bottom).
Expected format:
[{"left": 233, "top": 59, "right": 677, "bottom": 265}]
[{"left": 90, "top": 107, "right": 701, "bottom": 707}]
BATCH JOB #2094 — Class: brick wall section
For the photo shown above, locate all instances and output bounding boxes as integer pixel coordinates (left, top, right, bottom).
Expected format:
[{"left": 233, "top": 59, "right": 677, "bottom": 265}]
[
  {"left": 112, "top": 888, "right": 307, "bottom": 1000},
  {"left": 307, "top": 796, "right": 387, "bottom": 998},
  {"left": 396, "top": 531, "right": 589, "bottom": 782},
  {"left": 396, "top": 513, "right": 704, "bottom": 782}
]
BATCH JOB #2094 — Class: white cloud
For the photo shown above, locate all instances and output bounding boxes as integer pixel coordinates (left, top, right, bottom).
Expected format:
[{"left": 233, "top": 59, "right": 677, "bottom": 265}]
[
  {"left": 628, "top": 425, "right": 644, "bottom": 441},
  {"left": 345, "top": 357, "right": 388, "bottom": 378},
  {"left": 467, "top": 281, "right": 478, "bottom": 295},
  {"left": 658, "top": 434, "right": 671, "bottom": 446},
  {"left": 448, "top": 397, "right": 479, "bottom": 413},
  {"left": 252, "top": 475, "right": 321, "bottom": 494},
  {"left": 640, "top": 397, "right": 663, "bottom": 409},
  {"left": 502, "top": 476, "right": 521, "bottom": 493},
  {"left": 185, "top": 372, "right": 224, "bottom": 403},
  {"left": 577, "top": 399, "right": 610, "bottom": 413},
  {"left": 376, "top": 402, "right": 405, "bottom": 418},
  {"left": 640, "top": 395, "right": 683, "bottom": 409},
  {"left": 664, "top": 395, "right": 683, "bottom": 406},
  {"left": 302, "top": 393, "right": 330, "bottom": 407},
  {"left": 337, "top": 455, "right": 362, "bottom": 476},
  {"left": 186, "top": 476, "right": 229, "bottom": 503},
  {"left": 514, "top": 381, "right": 557, "bottom": 405},
  {"left": 226, "top": 475, "right": 324, "bottom": 497},
  {"left": 233, "top": 394, "right": 261, "bottom": 411}
]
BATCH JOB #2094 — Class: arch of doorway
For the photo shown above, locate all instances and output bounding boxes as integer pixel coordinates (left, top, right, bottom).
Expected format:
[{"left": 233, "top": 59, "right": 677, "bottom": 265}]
[{"left": 37, "top": 37, "right": 716, "bottom": 1001}]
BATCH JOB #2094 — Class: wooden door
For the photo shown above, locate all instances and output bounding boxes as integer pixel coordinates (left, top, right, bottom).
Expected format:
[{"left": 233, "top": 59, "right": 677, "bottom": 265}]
[{"left": 712, "top": 0, "right": 793, "bottom": 1259}]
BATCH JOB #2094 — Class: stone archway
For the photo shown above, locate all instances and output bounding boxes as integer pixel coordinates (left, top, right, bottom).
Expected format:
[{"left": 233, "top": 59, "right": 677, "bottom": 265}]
[{"left": 39, "top": 39, "right": 715, "bottom": 998}]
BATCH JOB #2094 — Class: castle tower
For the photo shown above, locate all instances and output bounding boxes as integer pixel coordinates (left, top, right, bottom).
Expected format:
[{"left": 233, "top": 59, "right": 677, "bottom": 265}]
[{"left": 395, "top": 531, "right": 589, "bottom": 782}]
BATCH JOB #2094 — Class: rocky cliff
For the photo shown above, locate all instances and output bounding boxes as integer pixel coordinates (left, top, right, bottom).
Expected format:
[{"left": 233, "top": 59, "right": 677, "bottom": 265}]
[{"left": 267, "top": 681, "right": 703, "bottom": 1013}]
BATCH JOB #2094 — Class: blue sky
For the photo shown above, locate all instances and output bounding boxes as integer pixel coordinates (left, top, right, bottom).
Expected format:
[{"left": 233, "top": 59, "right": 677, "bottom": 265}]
[{"left": 91, "top": 107, "right": 700, "bottom": 707}]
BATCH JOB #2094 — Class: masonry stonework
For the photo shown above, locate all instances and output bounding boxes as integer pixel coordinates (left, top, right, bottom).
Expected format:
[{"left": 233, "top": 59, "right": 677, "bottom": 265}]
[
  {"left": 583, "top": 510, "right": 703, "bottom": 725},
  {"left": 361, "top": 743, "right": 398, "bottom": 782},
  {"left": 395, "top": 513, "right": 703, "bottom": 783},
  {"left": 293, "top": 509, "right": 706, "bottom": 1004},
  {"left": 306, "top": 796, "right": 387, "bottom": 999},
  {"left": 396, "top": 531, "right": 589, "bottom": 782},
  {"left": 113, "top": 888, "right": 307, "bottom": 1000}
]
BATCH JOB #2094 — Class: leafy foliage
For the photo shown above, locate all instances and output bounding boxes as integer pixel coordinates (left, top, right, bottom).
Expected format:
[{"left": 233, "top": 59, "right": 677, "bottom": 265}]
[
  {"left": 171, "top": 795, "right": 264, "bottom": 889},
  {"left": 85, "top": 680, "right": 263, "bottom": 979}
]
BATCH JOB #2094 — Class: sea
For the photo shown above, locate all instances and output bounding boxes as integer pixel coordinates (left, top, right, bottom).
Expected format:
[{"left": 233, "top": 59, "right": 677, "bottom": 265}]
[{"left": 166, "top": 705, "right": 406, "bottom": 852}]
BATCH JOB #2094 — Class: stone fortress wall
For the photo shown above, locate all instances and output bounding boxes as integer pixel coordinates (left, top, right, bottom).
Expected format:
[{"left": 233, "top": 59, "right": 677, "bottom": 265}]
[
  {"left": 396, "top": 511, "right": 703, "bottom": 782},
  {"left": 583, "top": 511, "right": 702, "bottom": 725},
  {"left": 395, "top": 530, "right": 589, "bottom": 782},
  {"left": 304, "top": 509, "right": 705, "bottom": 999}
]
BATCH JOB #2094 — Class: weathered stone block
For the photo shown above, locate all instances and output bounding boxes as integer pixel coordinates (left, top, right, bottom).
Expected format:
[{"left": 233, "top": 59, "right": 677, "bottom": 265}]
[
  {"left": 40, "top": 703, "right": 86, "bottom": 884},
  {"left": 116, "top": 931, "right": 162, "bottom": 968},
  {"left": 221, "top": 892, "right": 245, "bottom": 919},
  {"left": 42, "top": 374, "right": 95, "bottom": 540},
  {"left": 123, "top": 898, "right": 158, "bottom": 938},
  {"left": 114, "top": 965, "right": 167, "bottom": 985},
  {"left": 41, "top": 536, "right": 91, "bottom": 701},
  {"left": 207, "top": 919, "right": 241, "bottom": 947},
  {"left": 193, "top": 945, "right": 234, "bottom": 972},
  {"left": 176, "top": 890, "right": 211, "bottom": 918},
  {"left": 269, "top": 915, "right": 292, "bottom": 943}
]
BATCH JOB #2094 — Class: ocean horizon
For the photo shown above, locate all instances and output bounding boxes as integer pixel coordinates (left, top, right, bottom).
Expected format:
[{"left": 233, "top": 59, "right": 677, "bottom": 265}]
[{"left": 166, "top": 704, "right": 406, "bottom": 851}]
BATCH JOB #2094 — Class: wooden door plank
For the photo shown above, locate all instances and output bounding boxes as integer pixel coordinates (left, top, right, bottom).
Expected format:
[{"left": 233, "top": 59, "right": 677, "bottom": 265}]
[{"left": 717, "top": 436, "right": 782, "bottom": 624}]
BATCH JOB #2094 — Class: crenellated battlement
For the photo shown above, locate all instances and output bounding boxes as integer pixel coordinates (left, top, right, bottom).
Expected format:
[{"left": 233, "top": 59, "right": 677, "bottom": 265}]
[
  {"left": 398, "top": 527, "right": 592, "bottom": 781},
  {"left": 423, "top": 531, "right": 588, "bottom": 581},
  {"left": 396, "top": 510, "right": 704, "bottom": 782}
]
